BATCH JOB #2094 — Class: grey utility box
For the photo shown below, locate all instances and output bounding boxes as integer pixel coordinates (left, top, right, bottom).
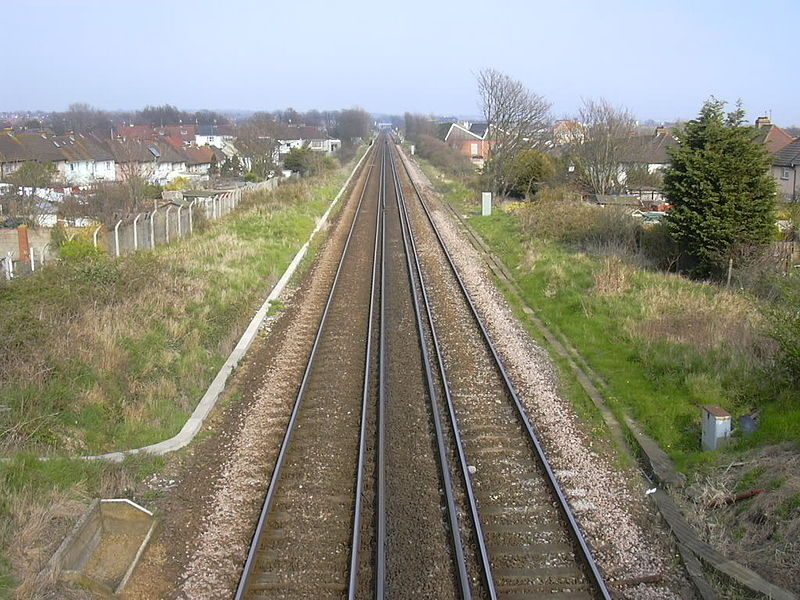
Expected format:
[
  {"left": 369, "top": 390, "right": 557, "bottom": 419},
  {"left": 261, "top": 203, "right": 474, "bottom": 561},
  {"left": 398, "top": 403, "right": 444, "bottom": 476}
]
[
  {"left": 482, "top": 192, "right": 492, "bottom": 216},
  {"left": 702, "top": 405, "right": 731, "bottom": 451}
]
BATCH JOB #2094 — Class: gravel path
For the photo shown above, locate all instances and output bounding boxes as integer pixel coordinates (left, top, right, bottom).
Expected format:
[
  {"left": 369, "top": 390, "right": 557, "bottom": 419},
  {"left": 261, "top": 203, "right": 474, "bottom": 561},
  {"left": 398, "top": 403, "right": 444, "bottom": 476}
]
[{"left": 398, "top": 149, "right": 695, "bottom": 600}]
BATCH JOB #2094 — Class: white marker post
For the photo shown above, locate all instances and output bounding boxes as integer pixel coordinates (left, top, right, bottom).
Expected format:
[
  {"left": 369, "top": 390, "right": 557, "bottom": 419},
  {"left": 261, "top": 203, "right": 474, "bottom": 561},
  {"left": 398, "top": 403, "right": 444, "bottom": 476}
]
[{"left": 481, "top": 192, "right": 492, "bottom": 216}]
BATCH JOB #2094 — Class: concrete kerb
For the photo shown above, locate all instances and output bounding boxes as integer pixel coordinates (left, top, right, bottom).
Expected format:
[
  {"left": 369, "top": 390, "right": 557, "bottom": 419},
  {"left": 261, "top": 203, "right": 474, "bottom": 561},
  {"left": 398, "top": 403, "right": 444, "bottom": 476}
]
[{"left": 86, "top": 146, "right": 371, "bottom": 462}]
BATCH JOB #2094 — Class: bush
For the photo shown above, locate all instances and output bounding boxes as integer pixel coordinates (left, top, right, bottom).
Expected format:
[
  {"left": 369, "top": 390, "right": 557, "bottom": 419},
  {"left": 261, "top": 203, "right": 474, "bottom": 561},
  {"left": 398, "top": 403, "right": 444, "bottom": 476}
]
[
  {"left": 244, "top": 172, "right": 260, "bottom": 183},
  {"left": 415, "top": 135, "right": 473, "bottom": 177},
  {"left": 769, "top": 276, "right": 800, "bottom": 383},
  {"left": 57, "top": 238, "right": 104, "bottom": 261},
  {"left": 518, "top": 187, "right": 642, "bottom": 256}
]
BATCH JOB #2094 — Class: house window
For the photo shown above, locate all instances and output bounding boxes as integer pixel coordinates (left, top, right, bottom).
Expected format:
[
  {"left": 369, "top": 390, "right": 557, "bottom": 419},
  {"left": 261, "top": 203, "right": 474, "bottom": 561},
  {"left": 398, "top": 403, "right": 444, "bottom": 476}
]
[
  {"left": 470, "top": 142, "right": 479, "bottom": 156},
  {"left": 781, "top": 167, "right": 791, "bottom": 180}
]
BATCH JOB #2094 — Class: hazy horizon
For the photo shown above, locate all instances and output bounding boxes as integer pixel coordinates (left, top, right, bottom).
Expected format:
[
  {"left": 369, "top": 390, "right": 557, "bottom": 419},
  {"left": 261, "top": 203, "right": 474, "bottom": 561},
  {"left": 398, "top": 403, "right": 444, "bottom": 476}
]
[{"left": 2, "top": 0, "right": 799, "bottom": 125}]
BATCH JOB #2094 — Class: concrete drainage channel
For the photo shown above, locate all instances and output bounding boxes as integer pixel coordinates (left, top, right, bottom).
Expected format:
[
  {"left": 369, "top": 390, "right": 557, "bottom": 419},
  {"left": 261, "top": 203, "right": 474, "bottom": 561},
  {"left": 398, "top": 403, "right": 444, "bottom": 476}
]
[
  {"left": 48, "top": 499, "right": 156, "bottom": 597},
  {"left": 37, "top": 148, "right": 371, "bottom": 596}
]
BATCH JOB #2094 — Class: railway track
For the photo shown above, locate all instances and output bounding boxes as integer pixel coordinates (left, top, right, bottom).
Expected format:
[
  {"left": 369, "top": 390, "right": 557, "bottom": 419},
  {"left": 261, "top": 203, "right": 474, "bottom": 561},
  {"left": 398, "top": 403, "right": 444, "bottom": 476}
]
[{"left": 235, "top": 135, "right": 612, "bottom": 599}]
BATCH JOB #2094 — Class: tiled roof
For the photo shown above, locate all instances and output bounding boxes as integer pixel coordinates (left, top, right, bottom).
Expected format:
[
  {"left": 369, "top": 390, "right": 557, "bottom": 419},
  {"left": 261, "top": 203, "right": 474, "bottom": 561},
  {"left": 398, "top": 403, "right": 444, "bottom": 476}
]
[
  {"left": 0, "top": 132, "right": 112, "bottom": 164},
  {"left": 754, "top": 124, "right": 795, "bottom": 155},
  {"left": 182, "top": 146, "right": 216, "bottom": 165},
  {"left": 468, "top": 123, "right": 488, "bottom": 138},
  {"left": 620, "top": 132, "right": 677, "bottom": 165},
  {"left": 773, "top": 139, "right": 800, "bottom": 167}
]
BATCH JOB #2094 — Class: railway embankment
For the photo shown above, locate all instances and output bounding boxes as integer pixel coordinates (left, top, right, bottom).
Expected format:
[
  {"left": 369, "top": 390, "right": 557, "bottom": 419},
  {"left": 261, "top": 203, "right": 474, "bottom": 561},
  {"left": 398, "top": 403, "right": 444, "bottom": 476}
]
[
  {"left": 407, "top": 151, "right": 800, "bottom": 598},
  {"left": 0, "top": 153, "right": 363, "bottom": 598}
]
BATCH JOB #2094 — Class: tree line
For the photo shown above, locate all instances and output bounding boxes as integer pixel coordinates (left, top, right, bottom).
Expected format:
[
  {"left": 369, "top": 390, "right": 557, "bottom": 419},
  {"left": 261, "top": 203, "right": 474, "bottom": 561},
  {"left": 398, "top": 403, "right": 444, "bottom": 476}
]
[{"left": 402, "top": 69, "right": 781, "bottom": 279}]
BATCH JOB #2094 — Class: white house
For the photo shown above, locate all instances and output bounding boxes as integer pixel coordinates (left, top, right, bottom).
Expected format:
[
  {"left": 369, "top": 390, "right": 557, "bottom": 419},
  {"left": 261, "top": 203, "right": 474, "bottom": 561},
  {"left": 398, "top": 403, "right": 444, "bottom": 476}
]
[{"left": 195, "top": 124, "right": 234, "bottom": 149}]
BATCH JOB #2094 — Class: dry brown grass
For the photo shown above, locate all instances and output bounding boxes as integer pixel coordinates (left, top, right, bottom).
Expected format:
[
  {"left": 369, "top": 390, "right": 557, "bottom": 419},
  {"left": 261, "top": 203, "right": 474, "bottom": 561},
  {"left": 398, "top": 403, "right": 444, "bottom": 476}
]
[
  {"left": 684, "top": 444, "right": 800, "bottom": 594},
  {"left": 634, "top": 282, "right": 768, "bottom": 354},
  {"left": 592, "top": 257, "right": 632, "bottom": 296}
]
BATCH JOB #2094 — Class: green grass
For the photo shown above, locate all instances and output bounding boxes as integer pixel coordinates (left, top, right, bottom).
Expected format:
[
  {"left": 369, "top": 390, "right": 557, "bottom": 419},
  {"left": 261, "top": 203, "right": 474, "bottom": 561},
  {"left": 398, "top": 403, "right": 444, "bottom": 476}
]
[
  {"left": 436, "top": 184, "right": 800, "bottom": 469},
  {"left": 0, "top": 154, "right": 364, "bottom": 597},
  {"left": 0, "top": 165, "right": 355, "bottom": 458}
]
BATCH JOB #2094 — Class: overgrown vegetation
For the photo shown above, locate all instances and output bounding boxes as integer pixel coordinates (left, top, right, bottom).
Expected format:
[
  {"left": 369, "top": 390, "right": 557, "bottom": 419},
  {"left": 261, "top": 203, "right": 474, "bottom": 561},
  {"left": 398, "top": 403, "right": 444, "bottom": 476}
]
[
  {"left": 0, "top": 154, "right": 362, "bottom": 596},
  {"left": 0, "top": 168, "right": 351, "bottom": 456},
  {"left": 426, "top": 164, "right": 800, "bottom": 468}
]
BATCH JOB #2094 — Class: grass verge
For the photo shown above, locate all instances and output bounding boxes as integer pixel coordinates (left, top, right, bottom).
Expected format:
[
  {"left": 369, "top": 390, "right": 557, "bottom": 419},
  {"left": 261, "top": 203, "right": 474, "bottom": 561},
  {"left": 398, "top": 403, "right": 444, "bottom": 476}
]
[{"left": 0, "top": 152, "right": 363, "bottom": 596}]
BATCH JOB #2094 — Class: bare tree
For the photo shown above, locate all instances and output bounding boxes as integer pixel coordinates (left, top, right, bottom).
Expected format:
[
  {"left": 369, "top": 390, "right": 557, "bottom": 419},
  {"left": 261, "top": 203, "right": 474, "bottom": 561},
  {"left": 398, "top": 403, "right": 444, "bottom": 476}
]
[
  {"left": 477, "top": 68, "right": 551, "bottom": 193},
  {"left": 569, "top": 98, "right": 636, "bottom": 195},
  {"left": 235, "top": 115, "right": 280, "bottom": 178}
]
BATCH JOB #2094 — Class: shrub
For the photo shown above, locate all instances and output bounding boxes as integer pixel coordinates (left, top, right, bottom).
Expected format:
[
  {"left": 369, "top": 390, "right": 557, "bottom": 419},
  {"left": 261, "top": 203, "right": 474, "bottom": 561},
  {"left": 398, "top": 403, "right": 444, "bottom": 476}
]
[
  {"left": 57, "top": 238, "right": 104, "bottom": 261},
  {"left": 769, "top": 276, "right": 800, "bottom": 383},
  {"left": 415, "top": 135, "right": 474, "bottom": 177},
  {"left": 518, "top": 187, "right": 642, "bottom": 256}
]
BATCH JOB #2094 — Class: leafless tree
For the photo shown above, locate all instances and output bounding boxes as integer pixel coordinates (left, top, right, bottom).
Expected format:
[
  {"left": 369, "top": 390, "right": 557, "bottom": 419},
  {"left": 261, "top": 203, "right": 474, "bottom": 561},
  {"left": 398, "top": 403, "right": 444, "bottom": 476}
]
[
  {"left": 569, "top": 98, "right": 637, "bottom": 195},
  {"left": 477, "top": 68, "right": 551, "bottom": 192},
  {"left": 235, "top": 115, "right": 280, "bottom": 178}
]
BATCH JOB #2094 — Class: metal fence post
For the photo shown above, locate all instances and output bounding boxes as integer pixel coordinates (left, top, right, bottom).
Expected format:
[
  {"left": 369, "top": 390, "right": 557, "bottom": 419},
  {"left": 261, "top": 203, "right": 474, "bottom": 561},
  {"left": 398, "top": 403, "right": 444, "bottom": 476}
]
[
  {"left": 133, "top": 213, "right": 142, "bottom": 250},
  {"left": 29, "top": 247, "right": 36, "bottom": 272},
  {"left": 93, "top": 225, "right": 102, "bottom": 248},
  {"left": 165, "top": 206, "right": 172, "bottom": 243},
  {"left": 114, "top": 219, "right": 122, "bottom": 257}
]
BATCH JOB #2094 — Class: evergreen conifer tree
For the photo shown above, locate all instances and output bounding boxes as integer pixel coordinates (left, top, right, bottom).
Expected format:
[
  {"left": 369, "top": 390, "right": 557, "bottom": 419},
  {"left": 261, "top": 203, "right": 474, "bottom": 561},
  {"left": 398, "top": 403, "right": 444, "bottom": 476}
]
[{"left": 664, "top": 99, "right": 777, "bottom": 276}]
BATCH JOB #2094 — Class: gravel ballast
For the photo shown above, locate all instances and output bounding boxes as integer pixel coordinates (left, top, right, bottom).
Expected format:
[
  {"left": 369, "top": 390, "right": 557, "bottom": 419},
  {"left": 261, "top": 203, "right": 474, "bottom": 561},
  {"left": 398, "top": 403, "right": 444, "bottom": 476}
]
[{"left": 398, "top": 148, "right": 695, "bottom": 600}]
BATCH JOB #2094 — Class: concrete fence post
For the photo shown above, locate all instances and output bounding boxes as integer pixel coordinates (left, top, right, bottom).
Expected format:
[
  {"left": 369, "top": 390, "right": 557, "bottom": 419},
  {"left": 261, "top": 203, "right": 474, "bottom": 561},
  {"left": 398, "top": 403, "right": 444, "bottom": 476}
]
[
  {"left": 40, "top": 245, "right": 47, "bottom": 266},
  {"left": 177, "top": 205, "right": 183, "bottom": 237},
  {"left": 93, "top": 225, "right": 102, "bottom": 248},
  {"left": 114, "top": 219, "right": 123, "bottom": 257},
  {"left": 165, "top": 206, "right": 173, "bottom": 244},
  {"left": 4, "top": 253, "right": 13, "bottom": 279},
  {"left": 150, "top": 209, "right": 158, "bottom": 250},
  {"left": 29, "top": 247, "right": 36, "bottom": 272},
  {"left": 133, "top": 213, "right": 142, "bottom": 251},
  {"left": 188, "top": 200, "right": 196, "bottom": 234}
]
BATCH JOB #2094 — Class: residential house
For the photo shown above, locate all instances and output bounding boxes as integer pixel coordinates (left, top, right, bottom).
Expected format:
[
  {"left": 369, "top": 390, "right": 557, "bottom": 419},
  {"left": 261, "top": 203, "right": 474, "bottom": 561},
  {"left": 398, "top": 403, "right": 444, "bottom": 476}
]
[
  {"left": 773, "top": 139, "right": 800, "bottom": 202},
  {"left": 55, "top": 134, "right": 116, "bottom": 184},
  {"left": 105, "top": 138, "right": 187, "bottom": 185},
  {"left": 182, "top": 146, "right": 220, "bottom": 178},
  {"left": 196, "top": 124, "right": 234, "bottom": 149},
  {"left": 0, "top": 132, "right": 115, "bottom": 185},
  {"left": 276, "top": 126, "right": 341, "bottom": 156},
  {"left": 754, "top": 116, "right": 795, "bottom": 155},
  {"left": 620, "top": 127, "right": 677, "bottom": 177},
  {"left": 443, "top": 122, "right": 491, "bottom": 166}
]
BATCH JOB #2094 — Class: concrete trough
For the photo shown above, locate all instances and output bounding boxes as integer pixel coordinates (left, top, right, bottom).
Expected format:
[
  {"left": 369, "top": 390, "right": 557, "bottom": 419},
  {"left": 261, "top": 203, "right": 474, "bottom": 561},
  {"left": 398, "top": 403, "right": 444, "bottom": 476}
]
[{"left": 49, "top": 499, "right": 156, "bottom": 597}]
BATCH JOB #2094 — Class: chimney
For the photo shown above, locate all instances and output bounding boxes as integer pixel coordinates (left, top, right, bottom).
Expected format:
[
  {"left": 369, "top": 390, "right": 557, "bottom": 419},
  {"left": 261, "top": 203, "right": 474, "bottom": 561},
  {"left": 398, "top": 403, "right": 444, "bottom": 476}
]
[{"left": 755, "top": 116, "right": 772, "bottom": 128}]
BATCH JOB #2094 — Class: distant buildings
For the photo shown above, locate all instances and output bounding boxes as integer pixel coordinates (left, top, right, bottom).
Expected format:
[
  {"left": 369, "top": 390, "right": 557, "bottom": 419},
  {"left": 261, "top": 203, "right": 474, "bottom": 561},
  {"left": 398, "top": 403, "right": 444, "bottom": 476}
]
[{"left": 442, "top": 122, "right": 492, "bottom": 166}]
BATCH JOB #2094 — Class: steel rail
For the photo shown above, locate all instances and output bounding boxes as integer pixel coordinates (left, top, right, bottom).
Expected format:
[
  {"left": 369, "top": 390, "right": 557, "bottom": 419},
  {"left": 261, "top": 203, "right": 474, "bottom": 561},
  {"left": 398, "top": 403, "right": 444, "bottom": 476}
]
[
  {"left": 387, "top": 146, "right": 473, "bottom": 599},
  {"left": 347, "top": 139, "right": 384, "bottom": 599},
  {"left": 375, "top": 138, "right": 388, "bottom": 599},
  {"left": 389, "top": 144, "right": 498, "bottom": 600},
  {"left": 395, "top": 146, "right": 613, "bottom": 600},
  {"left": 235, "top": 142, "right": 379, "bottom": 599}
]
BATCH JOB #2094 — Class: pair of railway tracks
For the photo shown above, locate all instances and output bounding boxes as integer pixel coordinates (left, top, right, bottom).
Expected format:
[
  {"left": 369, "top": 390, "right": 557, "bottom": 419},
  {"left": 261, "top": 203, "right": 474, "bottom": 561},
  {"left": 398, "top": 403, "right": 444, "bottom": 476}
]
[{"left": 234, "top": 136, "right": 613, "bottom": 599}]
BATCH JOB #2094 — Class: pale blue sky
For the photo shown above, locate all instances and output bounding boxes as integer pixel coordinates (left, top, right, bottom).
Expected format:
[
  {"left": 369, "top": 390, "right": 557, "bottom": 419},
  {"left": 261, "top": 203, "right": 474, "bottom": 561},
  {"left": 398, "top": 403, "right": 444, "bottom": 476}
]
[{"left": 1, "top": 0, "right": 799, "bottom": 124}]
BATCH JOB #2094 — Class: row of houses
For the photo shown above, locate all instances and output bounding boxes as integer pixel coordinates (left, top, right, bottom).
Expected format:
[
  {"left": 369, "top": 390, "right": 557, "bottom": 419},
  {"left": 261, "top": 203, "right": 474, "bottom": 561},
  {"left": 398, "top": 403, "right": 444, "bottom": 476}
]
[
  {"left": 0, "top": 132, "right": 229, "bottom": 186},
  {"left": 0, "top": 123, "right": 342, "bottom": 188},
  {"left": 440, "top": 116, "right": 799, "bottom": 202}
]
